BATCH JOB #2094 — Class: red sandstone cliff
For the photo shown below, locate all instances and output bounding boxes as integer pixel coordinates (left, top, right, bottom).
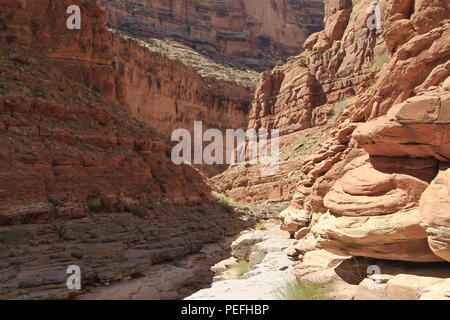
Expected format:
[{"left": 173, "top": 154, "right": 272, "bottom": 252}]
[
  {"left": 1, "top": 0, "right": 252, "bottom": 138},
  {"left": 215, "top": 0, "right": 450, "bottom": 266},
  {"left": 0, "top": 0, "right": 252, "bottom": 299},
  {"left": 94, "top": 0, "right": 324, "bottom": 71},
  {"left": 1, "top": 0, "right": 449, "bottom": 301}
]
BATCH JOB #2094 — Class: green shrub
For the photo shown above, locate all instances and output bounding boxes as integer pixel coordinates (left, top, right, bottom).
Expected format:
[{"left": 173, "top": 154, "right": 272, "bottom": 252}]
[
  {"left": 231, "top": 260, "right": 250, "bottom": 279},
  {"left": 370, "top": 51, "right": 389, "bottom": 73},
  {"left": 131, "top": 208, "right": 145, "bottom": 218},
  {"left": 0, "top": 227, "right": 31, "bottom": 245},
  {"left": 52, "top": 223, "right": 66, "bottom": 240},
  {"left": 31, "top": 21, "right": 39, "bottom": 36},
  {"left": 6, "top": 34, "right": 16, "bottom": 44},
  {"left": 92, "top": 85, "right": 102, "bottom": 94},
  {"left": 328, "top": 95, "right": 356, "bottom": 121},
  {"left": 18, "top": 280, "right": 30, "bottom": 289},
  {"left": 195, "top": 206, "right": 206, "bottom": 214},
  {"left": 277, "top": 279, "right": 331, "bottom": 300},
  {"left": 212, "top": 191, "right": 236, "bottom": 213},
  {"left": 48, "top": 197, "right": 64, "bottom": 207},
  {"left": 31, "top": 86, "right": 45, "bottom": 97},
  {"left": 254, "top": 221, "right": 268, "bottom": 230}
]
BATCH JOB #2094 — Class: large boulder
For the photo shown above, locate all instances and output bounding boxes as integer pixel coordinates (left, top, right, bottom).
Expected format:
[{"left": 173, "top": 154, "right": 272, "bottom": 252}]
[
  {"left": 311, "top": 162, "right": 441, "bottom": 262},
  {"left": 279, "top": 206, "right": 311, "bottom": 234},
  {"left": 323, "top": 164, "right": 428, "bottom": 217},
  {"left": 354, "top": 89, "right": 450, "bottom": 161},
  {"left": 419, "top": 169, "right": 450, "bottom": 262},
  {"left": 230, "top": 231, "right": 269, "bottom": 261},
  {"left": 311, "top": 210, "right": 441, "bottom": 262}
]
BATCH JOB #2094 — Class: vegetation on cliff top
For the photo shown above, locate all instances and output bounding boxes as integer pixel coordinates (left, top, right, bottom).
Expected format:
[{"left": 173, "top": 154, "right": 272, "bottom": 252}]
[{"left": 111, "top": 28, "right": 259, "bottom": 88}]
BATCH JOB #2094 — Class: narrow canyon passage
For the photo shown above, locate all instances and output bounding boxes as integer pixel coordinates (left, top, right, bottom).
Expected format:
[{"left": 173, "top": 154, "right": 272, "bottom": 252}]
[{"left": 0, "top": 0, "right": 449, "bottom": 302}]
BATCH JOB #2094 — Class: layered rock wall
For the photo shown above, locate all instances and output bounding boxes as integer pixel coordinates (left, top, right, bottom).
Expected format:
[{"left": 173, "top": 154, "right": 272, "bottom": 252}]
[
  {"left": 216, "top": 0, "right": 450, "bottom": 265},
  {"left": 94, "top": 0, "right": 324, "bottom": 70},
  {"left": 0, "top": 0, "right": 254, "bottom": 300},
  {"left": 213, "top": 0, "right": 389, "bottom": 205},
  {"left": 0, "top": 0, "right": 251, "bottom": 137},
  {"left": 288, "top": 0, "right": 450, "bottom": 263}
]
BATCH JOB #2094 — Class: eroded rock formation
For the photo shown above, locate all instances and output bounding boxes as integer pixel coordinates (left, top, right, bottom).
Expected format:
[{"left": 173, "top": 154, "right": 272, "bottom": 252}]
[
  {"left": 94, "top": 0, "right": 324, "bottom": 71},
  {"left": 215, "top": 0, "right": 450, "bottom": 281}
]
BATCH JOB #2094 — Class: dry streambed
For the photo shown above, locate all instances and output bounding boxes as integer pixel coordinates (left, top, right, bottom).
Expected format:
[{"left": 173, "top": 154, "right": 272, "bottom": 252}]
[
  {"left": 186, "top": 223, "right": 450, "bottom": 301},
  {"left": 186, "top": 224, "right": 297, "bottom": 300}
]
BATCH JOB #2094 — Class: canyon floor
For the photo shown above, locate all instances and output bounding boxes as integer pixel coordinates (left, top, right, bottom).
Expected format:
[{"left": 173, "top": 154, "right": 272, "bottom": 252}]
[
  {"left": 186, "top": 223, "right": 296, "bottom": 300},
  {"left": 187, "top": 221, "right": 450, "bottom": 301}
]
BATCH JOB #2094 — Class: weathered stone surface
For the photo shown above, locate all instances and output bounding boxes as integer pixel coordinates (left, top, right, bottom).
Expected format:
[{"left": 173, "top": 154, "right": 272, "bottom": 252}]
[
  {"left": 211, "top": 127, "right": 329, "bottom": 208},
  {"left": 0, "top": 208, "right": 248, "bottom": 300},
  {"left": 0, "top": 0, "right": 254, "bottom": 179},
  {"left": 279, "top": 206, "right": 311, "bottom": 234},
  {"left": 210, "top": 257, "right": 239, "bottom": 282},
  {"left": 354, "top": 278, "right": 389, "bottom": 300},
  {"left": 77, "top": 241, "right": 234, "bottom": 300},
  {"left": 293, "top": 249, "right": 450, "bottom": 300},
  {"left": 248, "top": 236, "right": 293, "bottom": 267},
  {"left": 386, "top": 275, "right": 443, "bottom": 300},
  {"left": 355, "top": 274, "right": 450, "bottom": 301},
  {"left": 0, "top": 0, "right": 260, "bottom": 300},
  {"left": 419, "top": 169, "right": 450, "bottom": 262},
  {"left": 419, "top": 279, "right": 450, "bottom": 300},
  {"left": 247, "top": 0, "right": 388, "bottom": 133},
  {"left": 230, "top": 231, "right": 269, "bottom": 261},
  {"left": 0, "top": 44, "right": 218, "bottom": 225},
  {"left": 358, "top": 15, "right": 450, "bottom": 119},
  {"left": 311, "top": 210, "right": 441, "bottom": 262},
  {"left": 354, "top": 88, "right": 450, "bottom": 160},
  {"left": 185, "top": 226, "right": 296, "bottom": 300},
  {"left": 324, "top": 164, "right": 428, "bottom": 217}
]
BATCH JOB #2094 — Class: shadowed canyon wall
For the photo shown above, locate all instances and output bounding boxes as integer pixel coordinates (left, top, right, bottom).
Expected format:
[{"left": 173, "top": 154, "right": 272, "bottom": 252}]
[{"left": 0, "top": 0, "right": 253, "bottom": 299}]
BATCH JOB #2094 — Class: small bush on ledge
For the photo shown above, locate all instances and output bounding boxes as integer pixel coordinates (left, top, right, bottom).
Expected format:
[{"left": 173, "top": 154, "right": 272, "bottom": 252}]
[
  {"left": 277, "top": 279, "right": 331, "bottom": 300},
  {"left": 131, "top": 208, "right": 145, "bottom": 218}
]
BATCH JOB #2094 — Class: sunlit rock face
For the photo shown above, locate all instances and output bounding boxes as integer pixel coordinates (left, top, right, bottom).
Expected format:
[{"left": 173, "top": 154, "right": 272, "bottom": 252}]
[
  {"left": 419, "top": 169, "right": 450, "bottom": 263},
  {"left": 94, "top": 0, "right": 324, "bottom": 71}
]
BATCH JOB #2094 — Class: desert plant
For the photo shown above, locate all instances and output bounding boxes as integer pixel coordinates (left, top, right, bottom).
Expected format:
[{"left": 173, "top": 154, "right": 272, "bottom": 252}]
[
  {"left": 212, "top": 191, "right": 236, "bottom": 213},
  {"left": 31, "top": 21, "right": 39, "bottom": 36},
  {"left": 91, "top": 85, "right": 102, "bottom": 94},
  {"left": 131, "top": 208, "right": 145, "bottom": 218},
  {"left": 254, "top": 221, "right": 268, "bottom": 230},
  {"left": 5, "top": 34, "right": 16, "bottom": 44},
  {"left": 48, "top": 197, "right": 64, "bottom": 207},
  {"left": 195, "top": 206, "right": 207, "bottom": 214},
  {"left": 231, "top": 260, "right": 250, "bottom": 279},
  {"left": 31, "top": 86, "right": 45, "bottom": 97},
  {"left": 277, "top": 279, "right": 331, "bottom": 300},
  {"left": 328, "top": 95, "right": 356, "bottom": 121},
  {"left": 0, "top": 227, "right": 30, "bottom": 245},
  {"left": 52, "top": 223, "right": 67, "bottom": 240},
  {"left": 370, "top": 51, "right": 389, "bottom": 73},
  {"left": 18, "top": 280, "right": 30, "bottom": 289}
]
